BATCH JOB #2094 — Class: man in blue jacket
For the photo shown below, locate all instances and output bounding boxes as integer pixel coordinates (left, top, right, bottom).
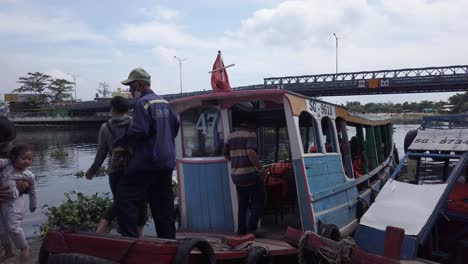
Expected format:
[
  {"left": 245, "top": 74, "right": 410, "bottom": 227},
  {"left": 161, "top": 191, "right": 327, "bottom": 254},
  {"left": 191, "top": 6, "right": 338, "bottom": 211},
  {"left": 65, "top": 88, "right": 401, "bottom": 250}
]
[{"left": 115, "top": 68, "right": 180, "bottom": 239}]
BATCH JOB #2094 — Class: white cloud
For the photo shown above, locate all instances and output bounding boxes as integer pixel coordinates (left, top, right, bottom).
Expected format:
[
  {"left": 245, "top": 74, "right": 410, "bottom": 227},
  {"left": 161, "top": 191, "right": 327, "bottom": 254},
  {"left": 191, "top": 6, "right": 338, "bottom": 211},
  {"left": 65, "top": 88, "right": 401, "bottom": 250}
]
[
  {"left": 44, "top": 69, "right": 70, "bottom": 80},
  {"left": 140, "top": 6, "right": 180, "bottom": 21},
  {"left": 0, "top": 11, "right": 106, "bottom": 42},
  {"left": 152, "top": 46, "right": 179, "bottom": 64}
]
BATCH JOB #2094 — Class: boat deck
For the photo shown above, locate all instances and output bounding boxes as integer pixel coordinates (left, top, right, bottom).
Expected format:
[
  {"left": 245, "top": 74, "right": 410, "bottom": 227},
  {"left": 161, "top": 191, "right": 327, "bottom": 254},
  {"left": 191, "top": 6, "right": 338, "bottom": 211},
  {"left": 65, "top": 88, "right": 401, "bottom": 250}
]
[{"left": 176, "top": 231, "right": 298, "bottom": 259}]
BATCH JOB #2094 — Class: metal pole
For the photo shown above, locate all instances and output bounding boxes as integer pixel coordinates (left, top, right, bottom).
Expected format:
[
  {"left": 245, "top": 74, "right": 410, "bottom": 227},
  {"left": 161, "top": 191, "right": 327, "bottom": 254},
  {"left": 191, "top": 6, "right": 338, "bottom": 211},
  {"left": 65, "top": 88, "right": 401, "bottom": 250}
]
[
  {"left": 333, "top": 33, "right": 340, "bottom": 74},
  {"left": 66, "top": 73, "right": 80, "bottom": 101},
  {"left": 174, "top": 56, "right": 187, "bottom": 94}
]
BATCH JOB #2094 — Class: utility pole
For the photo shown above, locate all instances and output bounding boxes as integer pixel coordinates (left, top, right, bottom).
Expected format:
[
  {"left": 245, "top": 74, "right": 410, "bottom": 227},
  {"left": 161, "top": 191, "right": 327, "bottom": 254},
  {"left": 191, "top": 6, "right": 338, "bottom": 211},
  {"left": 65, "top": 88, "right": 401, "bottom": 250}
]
[
  {"left": 333, "top": 33, "right": 340, "bottom": 74},
  {"left": 66, "top": 72, "right": 80, "bottom": 101},
  {"left": 173, "top": 56, "right": 187, "bottom": 94}
]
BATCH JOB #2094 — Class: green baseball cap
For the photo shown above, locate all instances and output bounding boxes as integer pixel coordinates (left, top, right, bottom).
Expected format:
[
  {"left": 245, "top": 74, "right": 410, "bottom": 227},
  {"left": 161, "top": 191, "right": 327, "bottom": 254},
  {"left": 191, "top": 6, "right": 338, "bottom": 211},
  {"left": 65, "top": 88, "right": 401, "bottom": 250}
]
[{"left": 121, "top": 67, "right": 151, "bottom": 85}]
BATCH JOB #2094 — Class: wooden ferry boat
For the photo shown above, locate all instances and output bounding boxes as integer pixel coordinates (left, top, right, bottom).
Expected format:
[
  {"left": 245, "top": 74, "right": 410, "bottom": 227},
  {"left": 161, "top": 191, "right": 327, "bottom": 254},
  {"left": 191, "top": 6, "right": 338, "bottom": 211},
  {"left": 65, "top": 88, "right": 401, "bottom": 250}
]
[{"left": 40, "top": 88, "right": 399, "bottom": 263}]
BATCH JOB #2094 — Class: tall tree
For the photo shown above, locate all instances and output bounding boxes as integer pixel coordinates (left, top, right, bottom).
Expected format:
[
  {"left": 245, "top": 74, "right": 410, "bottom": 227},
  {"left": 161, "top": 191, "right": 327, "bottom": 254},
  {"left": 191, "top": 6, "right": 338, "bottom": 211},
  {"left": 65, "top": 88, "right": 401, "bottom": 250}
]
[
  {"left": 47, "top": 79, "right": 74, "bottom": 104},
  {"left": 97, "top": 82, "right": 111, "bottom": 98},
  {"left": 14, "top": 72, "right": 52, "bottom": 103}
]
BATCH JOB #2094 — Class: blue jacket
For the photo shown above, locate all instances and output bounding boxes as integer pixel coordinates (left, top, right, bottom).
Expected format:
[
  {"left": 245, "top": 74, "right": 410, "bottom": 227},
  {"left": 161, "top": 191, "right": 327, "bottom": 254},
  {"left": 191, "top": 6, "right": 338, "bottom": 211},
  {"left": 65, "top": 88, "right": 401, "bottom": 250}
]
[{"left": 114, "top": 90, "right": 180, "bottom": 170}]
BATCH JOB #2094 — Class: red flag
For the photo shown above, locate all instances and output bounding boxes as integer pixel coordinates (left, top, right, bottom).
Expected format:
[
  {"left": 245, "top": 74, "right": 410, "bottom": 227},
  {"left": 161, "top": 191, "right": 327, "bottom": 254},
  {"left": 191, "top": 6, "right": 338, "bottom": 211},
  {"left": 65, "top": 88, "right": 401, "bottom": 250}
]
[{"left": 210, "top": 51, "right": 231, "bottom": 92}]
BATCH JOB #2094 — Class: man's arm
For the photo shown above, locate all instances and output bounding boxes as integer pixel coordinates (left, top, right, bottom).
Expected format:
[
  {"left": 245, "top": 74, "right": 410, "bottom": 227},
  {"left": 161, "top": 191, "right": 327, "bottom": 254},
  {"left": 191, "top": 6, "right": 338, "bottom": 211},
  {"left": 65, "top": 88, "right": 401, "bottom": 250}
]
[
  {"left": 86, "top": 124, "right": 109, "bottom": 179},
  {"left": 114, "top": 100, "right": 150, "bottom": 147},
  {"left": 0, "top": 186, "right": 13, "bottom": 201},
  {"left": 26, "top": 172, "right": 37, "bottom": 212}
]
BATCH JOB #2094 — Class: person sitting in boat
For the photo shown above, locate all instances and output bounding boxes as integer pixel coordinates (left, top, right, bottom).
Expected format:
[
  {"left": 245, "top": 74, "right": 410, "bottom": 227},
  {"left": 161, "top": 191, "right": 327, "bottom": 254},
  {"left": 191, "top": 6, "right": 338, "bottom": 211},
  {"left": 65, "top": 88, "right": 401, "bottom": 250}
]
[
  {"left": 223, "top": 115, "right": 267, "bottom": 236},
  {"left": 350, "top": 136, "right": 364, "bottom": 178}
]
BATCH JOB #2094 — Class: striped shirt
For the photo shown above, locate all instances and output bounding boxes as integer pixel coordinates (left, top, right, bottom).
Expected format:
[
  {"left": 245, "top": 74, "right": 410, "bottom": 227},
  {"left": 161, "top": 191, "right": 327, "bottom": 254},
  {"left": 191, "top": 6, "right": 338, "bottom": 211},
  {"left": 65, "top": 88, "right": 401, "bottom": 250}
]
[{"left": 223, "top": 128, "right": 258, "bottom": 186}]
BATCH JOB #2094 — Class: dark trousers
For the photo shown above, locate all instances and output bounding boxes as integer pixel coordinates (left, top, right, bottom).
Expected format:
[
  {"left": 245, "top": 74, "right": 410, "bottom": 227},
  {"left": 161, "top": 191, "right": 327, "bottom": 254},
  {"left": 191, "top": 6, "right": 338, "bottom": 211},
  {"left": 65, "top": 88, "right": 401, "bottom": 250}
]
[
  {"left": 116, "top": 168, "right": 175, "bottom": 239},
  {"left": 103, "top": 172, "right": 147, "bottom": 226},
  {"left": 236, "top": 181, "right": 265, "bottom": 235}
]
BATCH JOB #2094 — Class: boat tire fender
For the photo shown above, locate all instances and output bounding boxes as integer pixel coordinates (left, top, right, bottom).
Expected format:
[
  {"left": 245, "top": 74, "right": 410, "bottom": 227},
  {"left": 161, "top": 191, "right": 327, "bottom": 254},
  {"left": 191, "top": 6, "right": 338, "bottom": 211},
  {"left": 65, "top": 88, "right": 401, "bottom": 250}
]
[
  {"left": 393, "top": 145, "right": 400, "bottom": 164},
  {"left": 47, "top": 253, "right": 114, "bottom": 264},
  {"left": 245, "top": 246, "right": 269, "bottom": 264},
  {"left": 38, "top": 243, "right": 50, "bottom": 264},
  {"left": 403, "top": 129, "right": 418, "bottom": 153},
  {"left": 356, "top": 198, "right": 369, "bottom": 219},
  {"left": 172, "top": 238, "right": 215, "bottom": 264},
  {"left": 318, "top": 223, "right": 341, "bottom": 242}
]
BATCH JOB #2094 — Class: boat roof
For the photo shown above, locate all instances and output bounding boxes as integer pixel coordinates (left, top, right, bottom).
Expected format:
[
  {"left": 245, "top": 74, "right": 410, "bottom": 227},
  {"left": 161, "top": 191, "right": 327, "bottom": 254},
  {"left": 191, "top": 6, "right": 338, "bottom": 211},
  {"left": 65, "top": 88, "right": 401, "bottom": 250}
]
[
  {"left": 421, "top": 114, "right": 468, "bottom": 129},
  {"left": 409, "top": 129, "right": 468, "bottom": 152},
  {"left": 170, "top": 89, "right": 391, "bottom": 126}
]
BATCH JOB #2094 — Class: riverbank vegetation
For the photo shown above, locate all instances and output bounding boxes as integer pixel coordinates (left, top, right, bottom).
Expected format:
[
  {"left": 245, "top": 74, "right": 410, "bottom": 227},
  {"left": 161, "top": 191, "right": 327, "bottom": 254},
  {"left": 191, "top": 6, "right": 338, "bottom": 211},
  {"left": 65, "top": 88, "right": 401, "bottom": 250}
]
[
  {"left": 346, "top": 91, "right": 468, "bottom": 114},
  {"left": 39, "top": 192, "right": 112, "bottom": 237}
]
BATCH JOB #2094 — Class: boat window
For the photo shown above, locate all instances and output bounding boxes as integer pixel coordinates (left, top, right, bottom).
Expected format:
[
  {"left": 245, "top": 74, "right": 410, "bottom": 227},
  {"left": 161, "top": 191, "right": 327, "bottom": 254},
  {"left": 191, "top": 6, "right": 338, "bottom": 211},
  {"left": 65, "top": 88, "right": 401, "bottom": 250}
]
[
  {"left": 336, "top": 118, "right": 353, "bottom": 178},
  {"left": 180, "top": 107, "right": 224, "bottom": 157},
  {"left": 299, "top": 112, "right": 321, "bottom": 153},
  {"left": 321, "top": 117, "right": 337, "bottom": 153},
  {"left": 258, "top": 127, "right": 290, "bottom": 163}
]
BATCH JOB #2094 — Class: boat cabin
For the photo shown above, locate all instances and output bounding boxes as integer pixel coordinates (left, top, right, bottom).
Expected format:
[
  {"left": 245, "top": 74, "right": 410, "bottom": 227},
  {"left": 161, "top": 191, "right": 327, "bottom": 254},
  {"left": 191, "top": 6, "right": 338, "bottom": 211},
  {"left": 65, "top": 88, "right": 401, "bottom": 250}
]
[{"left": 170, "top": 89, "right": 396, "bottom": 237}]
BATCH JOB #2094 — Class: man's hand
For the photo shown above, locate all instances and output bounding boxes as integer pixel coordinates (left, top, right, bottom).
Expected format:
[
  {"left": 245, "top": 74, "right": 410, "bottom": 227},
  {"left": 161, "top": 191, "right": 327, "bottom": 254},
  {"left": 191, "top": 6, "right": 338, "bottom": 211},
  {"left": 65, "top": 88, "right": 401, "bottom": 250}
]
[
  {"left": 258, "top": 168, "right": 268, "bottom": 183},
  {"left": 16, "top": 179, "right": 30, "bottom": 194},
  {"left": 0, "top": 186, "right": 12, "bottom": 201},
  {"left": 30, "top": 206, "right": 36, "bottom": 213},
  {"left": 85, "top": 169, "right": 93, "bottom": 180}
]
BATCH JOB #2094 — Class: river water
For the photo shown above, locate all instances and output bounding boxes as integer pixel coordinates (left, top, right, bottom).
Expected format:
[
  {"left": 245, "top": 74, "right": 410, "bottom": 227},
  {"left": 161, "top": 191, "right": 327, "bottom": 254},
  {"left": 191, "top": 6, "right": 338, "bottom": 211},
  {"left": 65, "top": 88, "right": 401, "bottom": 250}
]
[{"left": 15, "top": 124, "right": 418, "bottom": 238}]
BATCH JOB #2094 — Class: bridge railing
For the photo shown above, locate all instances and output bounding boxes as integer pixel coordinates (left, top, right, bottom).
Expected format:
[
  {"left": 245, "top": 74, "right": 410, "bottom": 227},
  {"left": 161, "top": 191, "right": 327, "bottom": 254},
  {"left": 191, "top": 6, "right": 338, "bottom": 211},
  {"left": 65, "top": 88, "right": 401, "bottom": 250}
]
[{"left": 264, "top": 65, "right": 468, "bottom": 85}]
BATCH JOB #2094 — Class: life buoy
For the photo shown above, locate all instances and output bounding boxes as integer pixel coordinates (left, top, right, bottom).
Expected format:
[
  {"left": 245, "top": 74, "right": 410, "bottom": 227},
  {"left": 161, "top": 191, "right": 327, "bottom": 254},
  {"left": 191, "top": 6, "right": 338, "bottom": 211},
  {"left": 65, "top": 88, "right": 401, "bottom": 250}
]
[
  {"left": 318, "top": 223, "right": 341, "bottom": 242},
  {"left": 356, "top": 198, "right": 369, "bottom": 219},
  {"left": 172, "top": 238, "right": 215, "bottom": 264},
  {"left": 447, "top": 182, "right": 468, "bottom": 214},
  {"left": 245, "top": 246, "right": 269, "bottom": 264},
  {"left": 403, "top": 129, "right": 418, "bottom": 153}
]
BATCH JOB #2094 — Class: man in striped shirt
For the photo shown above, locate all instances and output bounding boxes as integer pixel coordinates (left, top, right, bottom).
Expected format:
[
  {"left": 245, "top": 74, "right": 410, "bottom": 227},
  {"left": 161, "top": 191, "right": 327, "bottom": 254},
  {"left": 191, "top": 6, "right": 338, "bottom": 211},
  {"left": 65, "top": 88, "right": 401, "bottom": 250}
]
[{"left": 224, "top": 118, "right": 267, "bottom": 236}]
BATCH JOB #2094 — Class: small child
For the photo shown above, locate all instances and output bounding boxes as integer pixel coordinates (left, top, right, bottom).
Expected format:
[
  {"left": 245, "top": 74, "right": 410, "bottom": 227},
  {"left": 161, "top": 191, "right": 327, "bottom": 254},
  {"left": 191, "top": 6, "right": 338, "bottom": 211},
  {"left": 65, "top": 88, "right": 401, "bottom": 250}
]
[{"left": 0, "top": 143, "right": 36, "bottom": 262}]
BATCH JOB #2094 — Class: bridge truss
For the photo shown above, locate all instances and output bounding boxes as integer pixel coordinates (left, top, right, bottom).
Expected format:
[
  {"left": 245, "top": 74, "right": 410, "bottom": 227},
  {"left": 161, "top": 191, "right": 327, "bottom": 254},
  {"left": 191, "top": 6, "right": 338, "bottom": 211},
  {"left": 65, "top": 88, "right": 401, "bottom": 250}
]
[{"left": 263, "top": 65, "right": 468, "bottom": 97}]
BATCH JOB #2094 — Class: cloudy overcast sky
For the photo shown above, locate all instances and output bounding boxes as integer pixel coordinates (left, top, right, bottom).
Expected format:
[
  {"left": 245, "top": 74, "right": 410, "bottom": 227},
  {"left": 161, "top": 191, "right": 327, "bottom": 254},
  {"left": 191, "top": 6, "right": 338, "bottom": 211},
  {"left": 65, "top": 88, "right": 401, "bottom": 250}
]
[{"left": 1, "top": 0, "right": 467, "bottom": 104}]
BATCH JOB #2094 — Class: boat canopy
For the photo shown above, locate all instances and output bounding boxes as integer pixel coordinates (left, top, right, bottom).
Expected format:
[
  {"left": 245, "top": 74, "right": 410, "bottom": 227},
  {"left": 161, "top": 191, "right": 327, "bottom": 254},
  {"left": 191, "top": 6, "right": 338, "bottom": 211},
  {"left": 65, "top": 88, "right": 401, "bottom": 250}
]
[{"left": 170, "top": 89, "right": 392, "bottom": 126}]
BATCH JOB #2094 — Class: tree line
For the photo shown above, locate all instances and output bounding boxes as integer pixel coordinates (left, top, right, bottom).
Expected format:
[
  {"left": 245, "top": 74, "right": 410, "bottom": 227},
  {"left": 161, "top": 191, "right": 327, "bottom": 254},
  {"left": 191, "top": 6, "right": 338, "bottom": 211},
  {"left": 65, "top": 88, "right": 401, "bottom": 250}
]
[
  {"left": 346, "top": 91, "right": 468, "bottom": 114},
  {"left": 8, "top": 72, "right": 113, "bottom": 111}
]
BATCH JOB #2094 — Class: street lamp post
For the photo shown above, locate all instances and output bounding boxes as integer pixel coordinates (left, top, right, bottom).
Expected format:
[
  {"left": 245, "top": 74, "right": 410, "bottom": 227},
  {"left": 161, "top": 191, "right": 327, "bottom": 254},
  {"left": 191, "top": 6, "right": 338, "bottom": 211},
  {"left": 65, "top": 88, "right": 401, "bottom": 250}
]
[
  {"left": 173, "top": 56, "right": 187, "bottom": 94},
  {"left": 333, "top": 33, "right": 340, "bottom": 74},
  {"left": 66, "top": 73, "right": 80, "bottom": 101}
]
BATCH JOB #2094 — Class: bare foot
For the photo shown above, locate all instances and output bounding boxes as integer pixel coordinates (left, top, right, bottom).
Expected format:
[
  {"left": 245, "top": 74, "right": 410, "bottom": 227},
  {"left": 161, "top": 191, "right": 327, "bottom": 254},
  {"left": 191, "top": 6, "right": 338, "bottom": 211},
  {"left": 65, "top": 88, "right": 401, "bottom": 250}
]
[
  {"left": 0, "top": 252, "right": 15, "bottom": 263},
  {"left": 19, "top": 247, "right": 29, "bottom": 263}
]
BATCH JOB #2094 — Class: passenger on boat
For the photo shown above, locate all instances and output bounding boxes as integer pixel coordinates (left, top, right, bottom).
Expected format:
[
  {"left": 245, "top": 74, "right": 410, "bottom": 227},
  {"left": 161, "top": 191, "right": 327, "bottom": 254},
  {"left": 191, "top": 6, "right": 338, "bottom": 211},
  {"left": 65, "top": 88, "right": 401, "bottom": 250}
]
[
  {"left": 223, "top": 116, "right": 267, "bottom": 236},
  {"left": 114, "top": 68, "right": 180, "bottom": 239},
  {"left": 350, "top": 136, "right": 364, "bottom": 178},
  {"left": 85, "top": 96, "right": 146, "bottom": 237}
]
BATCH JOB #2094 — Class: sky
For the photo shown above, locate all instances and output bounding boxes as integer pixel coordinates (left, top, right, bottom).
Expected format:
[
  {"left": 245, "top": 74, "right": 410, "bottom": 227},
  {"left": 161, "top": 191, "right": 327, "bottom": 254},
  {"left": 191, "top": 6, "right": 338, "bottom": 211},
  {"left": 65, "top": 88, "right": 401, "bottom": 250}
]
[{"left": 1, "top": 0, "right": 467, "bottom": 105}]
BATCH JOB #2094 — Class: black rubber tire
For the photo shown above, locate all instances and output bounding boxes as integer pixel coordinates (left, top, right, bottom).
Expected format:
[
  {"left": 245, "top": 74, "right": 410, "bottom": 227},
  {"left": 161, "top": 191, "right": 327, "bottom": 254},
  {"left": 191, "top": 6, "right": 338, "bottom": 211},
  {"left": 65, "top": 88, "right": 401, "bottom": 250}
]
[
  {"left": 393, "top": 145, "right": 400, "bottom": 164},
  {"left": 356, "top": 198, "right": 369, "bottom": 219},
  {"left": 47, "top": 253, "right": 115, "bottom": 264},
  {"left": 318, "top": 224, "right": 341, "bottom": 242},
  {"left": 171, "top": 238, "right": 216, "bottom": 264},
  {"left": 38, "top": 242, "right": 50, "bottom": 264},
  {"left": 245, "top": 246, "right": 269, "bottom": 264},
  {"left": 403, "top": 129, "right": 418, "bottom": 153}
]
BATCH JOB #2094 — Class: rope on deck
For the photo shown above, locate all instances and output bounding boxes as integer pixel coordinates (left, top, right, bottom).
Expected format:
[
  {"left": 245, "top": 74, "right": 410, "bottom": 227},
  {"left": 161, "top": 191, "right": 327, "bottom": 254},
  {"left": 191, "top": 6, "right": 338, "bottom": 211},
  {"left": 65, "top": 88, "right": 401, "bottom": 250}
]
[{"left": 298, "top": 231, "right": 356, "bottom": 264}]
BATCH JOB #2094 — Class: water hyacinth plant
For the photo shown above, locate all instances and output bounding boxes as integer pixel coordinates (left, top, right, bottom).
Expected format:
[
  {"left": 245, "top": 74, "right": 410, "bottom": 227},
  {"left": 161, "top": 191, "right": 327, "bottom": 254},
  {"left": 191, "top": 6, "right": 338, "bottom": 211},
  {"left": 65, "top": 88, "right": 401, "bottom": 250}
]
[{"left": 40, "top": 191, "right": 112, "bottom": 237}]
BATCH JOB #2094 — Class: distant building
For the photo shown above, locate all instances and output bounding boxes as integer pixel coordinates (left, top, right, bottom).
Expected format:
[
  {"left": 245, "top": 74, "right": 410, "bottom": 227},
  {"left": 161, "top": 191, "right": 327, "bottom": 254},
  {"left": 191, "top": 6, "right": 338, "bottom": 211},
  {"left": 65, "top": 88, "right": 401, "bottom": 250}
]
[
  {"left": 439, "top": 104, "right": 455, "bottom": 113},
  {"left": 3, "top": 93, "right": 41, "bottom": 103},
  {"left": 112, "top": 88, "right": 132, "bottom": 98}
]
